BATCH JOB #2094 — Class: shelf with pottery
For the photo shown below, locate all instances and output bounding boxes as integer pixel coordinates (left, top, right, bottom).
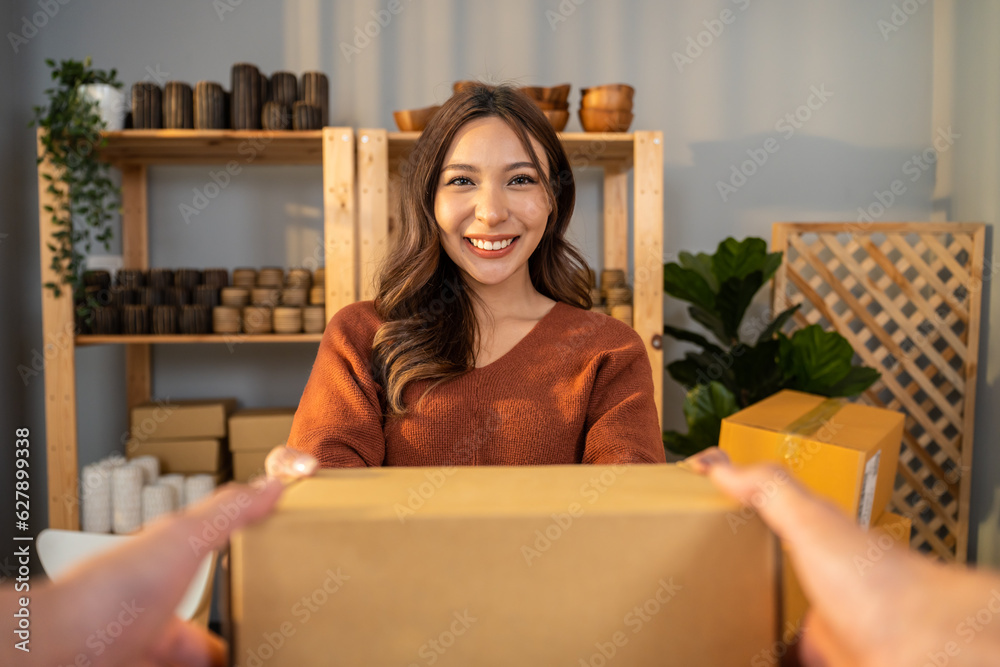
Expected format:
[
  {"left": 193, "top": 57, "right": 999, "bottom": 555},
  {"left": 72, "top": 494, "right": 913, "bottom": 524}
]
[
  {"left": 354, "top": 128, "right": 665, "bottom": 425},
  {"left": 37, "top": 127, "right": 357, "bottom": 530}
]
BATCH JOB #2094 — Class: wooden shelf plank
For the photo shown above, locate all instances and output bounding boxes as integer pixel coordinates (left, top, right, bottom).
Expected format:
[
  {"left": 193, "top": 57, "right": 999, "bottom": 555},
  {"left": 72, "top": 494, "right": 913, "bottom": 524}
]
[
  {"left": 76, "top": 334, "right": 323, "bottom": 346},
  {"left": 386, "top": 131, "right": 636, "bottom": 166},
  {"left": 97, "top": 130, "right": 324, "bottom": 165}
]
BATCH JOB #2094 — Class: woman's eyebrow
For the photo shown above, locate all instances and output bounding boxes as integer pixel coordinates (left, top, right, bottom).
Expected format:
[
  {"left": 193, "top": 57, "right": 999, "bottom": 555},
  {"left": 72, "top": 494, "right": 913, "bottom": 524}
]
[{"left": 440, "top": 161, "right": 538, "bottom": 173}]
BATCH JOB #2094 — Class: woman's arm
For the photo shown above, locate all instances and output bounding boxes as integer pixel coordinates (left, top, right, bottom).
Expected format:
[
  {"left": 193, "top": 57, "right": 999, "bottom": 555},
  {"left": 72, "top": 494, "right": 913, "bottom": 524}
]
[
  {"left": 287, "top": 303, "right": 387, "bottom": 467},
  {"left": 582, "top": 325, "right": 665, "bottom": 464}
]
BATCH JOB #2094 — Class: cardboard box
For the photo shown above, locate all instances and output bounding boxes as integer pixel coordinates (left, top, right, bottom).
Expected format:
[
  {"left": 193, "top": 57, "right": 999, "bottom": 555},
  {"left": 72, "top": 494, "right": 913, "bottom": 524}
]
[
  {"left": 131, "top": 399, "right": 238, "bottom": 440},
  {"left": 230, "top": 465, "right": 778, "bottom": 666},
  {"left": 720, "top": 390, "right": 903, "bottom": 526},
  {"left": 228, "top": 408, "right": 295, "bottom": 452},
  {"left": 127, "top": 437, "right": 225, "bottom": 474},
  {"left": 232, "top": 450, "right": 268, "bottom": 483}
]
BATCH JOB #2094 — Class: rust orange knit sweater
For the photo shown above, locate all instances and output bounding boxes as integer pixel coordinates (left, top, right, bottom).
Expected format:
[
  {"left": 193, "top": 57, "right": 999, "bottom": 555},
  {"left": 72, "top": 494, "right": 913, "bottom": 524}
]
[{"left": 288, "top": 300, "right": 665, "bottom": 467}]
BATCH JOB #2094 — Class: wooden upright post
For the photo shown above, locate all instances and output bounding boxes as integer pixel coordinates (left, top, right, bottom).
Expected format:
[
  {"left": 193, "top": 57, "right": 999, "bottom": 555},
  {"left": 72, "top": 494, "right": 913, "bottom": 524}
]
[
  {"left": 37, "top": 128, "right": 80, "bottom": 530},
  {"left": 323, "top": 128, "right": 357, "bottom": 320},
  {"left": 357, "top": 129, "right": 389, "bottom": 301},
  {"left": 633, "top": 132, "right": 664, "bottom": 428},
  {"left": 121, "top": 163, "right": 151, "bottom": 413}
]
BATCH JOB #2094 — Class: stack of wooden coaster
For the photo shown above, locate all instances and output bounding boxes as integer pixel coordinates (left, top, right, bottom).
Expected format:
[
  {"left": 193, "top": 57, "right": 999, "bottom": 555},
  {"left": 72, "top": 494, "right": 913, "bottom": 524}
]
[
  {"left": 232, "top": 268, "right": 257, "bottom": 289},
  {"left": 165, "top": 287, "right": 191, "bottom": 307},
  {"left": 303, "top": 306, "right": 326, "bottom": 333},
  {"left": 231, "top": 63, "right": 263, "bottom": 130},
  {"left": 92, "top": 306, "right": 121, "bottom": 334},
  {"left": 202, "top": 268, "right": 229, "bottom": 289},
  {"left": 309, "top": 285, "right": 325, "bottom": 305},
  {"left": 148, "top": 269, "right": 174, "bottom": 290},
  {"left": 164, "top": 82, "right": 193, "bottom": 129},
  {"left": 220, "top": 287, "right": 250, "bottom": 308},
  {"left": 251, "top": 287, "right": 281, "bottom": 307},
  {"left": 292, "top": 101, "right": 321, "bottom": 130},
  {"left": 270, "top": 72, "right": 298, "bottom": 106},
  {"left": 131, "top": 83, "right": 162, "bottom": 129},
  {"left": 299, "top": 71, "right": 329, "bottom": 126},
  {"left": 212, "top": 306, "right": 241, "bottom": 334},
  {"left": 109, "top": 287, "right": 138, "bottom": 308},
  {"left": 117, "top": 269, "right": 146, "bottom": 290},
  {"left": 123, "top": 305, "right": 149, "bottom": 335},
  {"left": 273, "top": 306, "right": 303, "bottom": 334},
  {"left": 281, "top": 287, "right": 308, "bottom": 307},
  {"left": 138, "top": 288, "right": 163, "bottom": 307},
  {"left": 174, "top": 269, "right": 202, "bottom": 290},
  {"left": 194, "top": 284, "right": 220, "bottom": 309},
  {"left": 242, "top": 306, "right": 273, "bottom": 334},
  {"left": 257, "top": 267, "right": 284, "bottom": 287},
  {"left": 152, "top": 305, "right": 177, "bottom": 335},
  {"left": 194, "top": 82, "right": 226, "bottom": 129},
  {"left": 179, "top": 305, "right": 211, "bottom": 334},
  {"left": 262, "top": 101, "right": 290, "bottom": 131},
  {"left": 84, "top": 270, "right": 111, "bottom": 290},
  {"left": 286, "top": 268, "right": 312, "bottom": 288}
]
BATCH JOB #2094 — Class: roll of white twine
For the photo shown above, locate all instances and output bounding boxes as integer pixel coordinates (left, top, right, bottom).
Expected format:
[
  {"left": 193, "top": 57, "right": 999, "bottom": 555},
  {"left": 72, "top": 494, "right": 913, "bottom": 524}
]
[
  {"left": 130, "top": 455, "right": 160, "bottom": 485},
  {"left": 184, "top": 474, "right": 216, "bottom": 506},
  {"left": 141, "top": 484, "right": 177, "bottom": 527},
  {"left": 111, "top": 464, "right": 144, "bottom": 534},
  {"left": 159, "top": 473, "right": 186, "bottom": 507},
  {"left": 80, "top": 463, "right": 112, "bottom": 533}
]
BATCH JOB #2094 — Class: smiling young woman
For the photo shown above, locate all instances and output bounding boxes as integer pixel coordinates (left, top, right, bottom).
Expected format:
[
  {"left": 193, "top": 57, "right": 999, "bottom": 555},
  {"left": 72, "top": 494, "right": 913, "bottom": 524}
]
[{"left": 287, "top": 84, "right": 664, "bottom": 467}]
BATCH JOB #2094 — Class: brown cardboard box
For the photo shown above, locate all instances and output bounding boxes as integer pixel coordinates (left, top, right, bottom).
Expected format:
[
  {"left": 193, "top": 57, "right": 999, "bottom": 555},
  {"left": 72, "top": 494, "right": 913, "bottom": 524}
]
[
  {"left": 230, "top": 465, "right": 778, "bottom": 666},
  {"left": 127, "top": 437, "right": 224, "bottom": 473},
  {"left": 131, "top": 399, "right": 238, "bottom": 440},
  {"left": 228, "top": 408, "right": 295, "bottom": 452},
  {"left": 720, "top": 390, "right": 903, "bottom": 526},
  {"left": 232, "top": 450, "right": 268, "bottom": 483}
]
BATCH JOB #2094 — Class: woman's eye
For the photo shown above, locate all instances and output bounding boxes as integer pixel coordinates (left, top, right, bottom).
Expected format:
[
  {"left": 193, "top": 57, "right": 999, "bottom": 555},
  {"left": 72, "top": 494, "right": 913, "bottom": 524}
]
[
  {"left": 509, "top": 175, "right": 536, "bottom": 186},
  {"left": 447, "top": 176, "right": 473, "bottom": 186}
]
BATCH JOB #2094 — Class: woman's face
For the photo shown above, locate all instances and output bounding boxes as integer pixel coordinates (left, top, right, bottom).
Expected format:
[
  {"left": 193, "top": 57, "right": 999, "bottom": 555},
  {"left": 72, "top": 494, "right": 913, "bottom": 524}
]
[{"left": 433, "top": 116, "right": 552, "bottom": 292}]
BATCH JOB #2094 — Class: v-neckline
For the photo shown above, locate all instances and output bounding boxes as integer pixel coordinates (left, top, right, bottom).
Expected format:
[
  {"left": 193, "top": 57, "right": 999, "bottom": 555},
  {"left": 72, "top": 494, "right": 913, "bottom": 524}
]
[{"left": 471, "top": 302, "right": 564, "bottom": 373}]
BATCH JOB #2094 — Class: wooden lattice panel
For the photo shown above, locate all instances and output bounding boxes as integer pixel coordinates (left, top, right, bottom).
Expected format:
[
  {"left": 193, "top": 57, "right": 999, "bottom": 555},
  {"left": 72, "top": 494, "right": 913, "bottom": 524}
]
[{"left": 772, "top": 222, "right": 986, "bottom": 562}]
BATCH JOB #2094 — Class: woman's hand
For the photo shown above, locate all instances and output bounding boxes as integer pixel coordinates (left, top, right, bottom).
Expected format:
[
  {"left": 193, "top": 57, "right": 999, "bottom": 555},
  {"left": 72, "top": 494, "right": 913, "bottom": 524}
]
[
  {"left": 264, "top": 445, "right": 320, "bottom": 482},
  {"left": 687, "top": 447, "right": 1000, "bottom": 667}
]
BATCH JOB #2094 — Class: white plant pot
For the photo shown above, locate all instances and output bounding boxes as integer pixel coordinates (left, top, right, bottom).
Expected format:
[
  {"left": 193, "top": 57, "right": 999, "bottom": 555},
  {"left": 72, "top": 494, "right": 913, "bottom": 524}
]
[{"left": 78, "top": 83, "right": 125, "bottom": 131}]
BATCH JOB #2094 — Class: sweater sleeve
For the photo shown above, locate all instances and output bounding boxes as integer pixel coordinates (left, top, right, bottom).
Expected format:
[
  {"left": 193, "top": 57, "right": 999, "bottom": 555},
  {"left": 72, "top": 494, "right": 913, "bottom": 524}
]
[
  {"left": 582, "top": 324, "right": 666, "bottom": 465},
  {"left": 287, "top": 303, "right": 386, "bottom": 467}
]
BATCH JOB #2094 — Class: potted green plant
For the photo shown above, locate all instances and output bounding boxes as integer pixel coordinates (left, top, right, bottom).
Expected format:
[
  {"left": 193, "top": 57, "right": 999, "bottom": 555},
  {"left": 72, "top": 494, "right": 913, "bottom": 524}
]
[
  {"left": 662, "top": 236, "right": 881, "bottom": 455},
  {"left": 31, "top": 57, "right": 123, "bottom": 322}
]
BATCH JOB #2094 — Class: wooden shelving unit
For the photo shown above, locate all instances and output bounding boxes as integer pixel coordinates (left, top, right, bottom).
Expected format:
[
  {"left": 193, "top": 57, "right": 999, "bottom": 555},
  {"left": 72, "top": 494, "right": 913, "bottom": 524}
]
[
  {"left": 37, "top": 128, "right": 356, "bottom": 530},
  {"left": 355, "top": 129, "right": 664, "bottom": 423},
  {"left": 38, "top": 127, "right": 664, "bottom": 530}
]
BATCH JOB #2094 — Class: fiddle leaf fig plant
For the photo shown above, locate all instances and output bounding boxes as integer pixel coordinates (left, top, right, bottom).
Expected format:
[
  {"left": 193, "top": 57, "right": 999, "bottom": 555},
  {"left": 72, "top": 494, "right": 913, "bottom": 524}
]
[
  {"left": 662, "top": 237, "right": 881, "bottom": 456},
  {"left": 31, "top": 57, "right": 122, "bottom": 320}
]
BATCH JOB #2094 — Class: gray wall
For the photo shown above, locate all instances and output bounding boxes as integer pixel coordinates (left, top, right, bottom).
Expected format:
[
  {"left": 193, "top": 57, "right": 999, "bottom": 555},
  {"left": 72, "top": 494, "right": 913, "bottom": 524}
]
[{"left": 2, "top": 0, "right": 995, "bottom": 559}]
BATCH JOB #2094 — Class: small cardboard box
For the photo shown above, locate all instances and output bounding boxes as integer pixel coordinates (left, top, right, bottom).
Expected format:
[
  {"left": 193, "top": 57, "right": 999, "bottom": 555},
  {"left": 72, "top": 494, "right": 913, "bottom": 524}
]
[
  {"left": 127, "top": 437, "right": 225, "bottom": 474},
  {"left": 232, "top": 450, "right": 268, "bottom": 483},
  {"left": 131, "top": 399, "right": 238, "bottom": 440},
  {"left": 230, "top": 465, "right": 779, "bottom": 666},
  {"left": 228, "top": 408, "right": 295, "bottom": 452},
  {"left": 720, "top": 390, "right": 903, "bottom": 526}
]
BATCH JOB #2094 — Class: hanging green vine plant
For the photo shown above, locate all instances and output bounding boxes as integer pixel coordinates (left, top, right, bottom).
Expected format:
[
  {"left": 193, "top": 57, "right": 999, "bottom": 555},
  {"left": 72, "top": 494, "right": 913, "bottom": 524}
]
[{"left": 31, "top": 57, "right": 122, "bottom": 321}]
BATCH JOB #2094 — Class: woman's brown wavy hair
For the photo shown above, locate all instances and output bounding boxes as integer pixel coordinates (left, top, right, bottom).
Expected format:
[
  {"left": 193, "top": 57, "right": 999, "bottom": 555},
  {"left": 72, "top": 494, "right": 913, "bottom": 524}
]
[{"left": 372, "top": 83, "right": 592, "bottom": 415}]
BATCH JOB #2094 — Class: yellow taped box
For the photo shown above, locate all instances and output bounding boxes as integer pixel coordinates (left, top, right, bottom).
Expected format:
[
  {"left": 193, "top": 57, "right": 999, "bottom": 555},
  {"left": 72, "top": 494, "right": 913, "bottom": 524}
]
[
  {"left": 130, "top": 399, "right": 238, "bottom": 440},
  {"left": 720, "top": 390, "right": 903, "bottom": 526},
  {"left": 230, "top": 465, "right": 779, "bottom": 666},
  {"left": 229, "top": 409, "right": 296, "bottom": 483},
  {"left": 126, "top": 437, "right": 225, "bottom": 474}
]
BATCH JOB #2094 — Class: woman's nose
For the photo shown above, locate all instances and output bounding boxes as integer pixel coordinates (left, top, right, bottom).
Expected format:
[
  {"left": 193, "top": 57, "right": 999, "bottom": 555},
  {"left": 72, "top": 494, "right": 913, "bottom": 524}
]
[{"left": 474, "top": 184, "right": 509, "bottom": 225}]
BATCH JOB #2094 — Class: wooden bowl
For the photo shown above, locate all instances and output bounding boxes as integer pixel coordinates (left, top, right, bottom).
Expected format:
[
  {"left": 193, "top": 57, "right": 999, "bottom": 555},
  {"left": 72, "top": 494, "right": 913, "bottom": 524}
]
[
  {"left": 531, "top": 99, "right": 569, "bottom": 111},
  {"left": 544, "top": 110, "right": 569, "bottom": 132},
  {"left": 393, "top": 105, "right": 440, "bottom": 132},
  {"left": 519, "top": 84, "right": 571, "bottom": 106},
  {"left": 581, "top": 84, "right": 635, "bottom": 110},
  {"left": 578, "top": 108, "right": 634, "bottom": 132}
]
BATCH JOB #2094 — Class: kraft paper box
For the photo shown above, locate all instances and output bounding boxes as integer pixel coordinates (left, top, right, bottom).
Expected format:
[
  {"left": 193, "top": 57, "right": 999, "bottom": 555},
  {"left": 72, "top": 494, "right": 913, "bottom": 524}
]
[
  {"left": 228, "top": 408, "right": 295, "bottom": 452},
  {"left": 230, "top": 465, "right": 779, "bottom": 666},
  {"left": 131, "top": 399, "right": 238, "bottom": 440},
  {"left": 782, "top": 510, "right": 912, "bottom": 636},
  {"left": 127, "top": 437, "right": 225, "bottom": 473},
  {"left": 232, "top": 451, "right": 268, "bottom": 483},
  {"left": 720, "top": 390, "right": 903, "bottom": 526}
]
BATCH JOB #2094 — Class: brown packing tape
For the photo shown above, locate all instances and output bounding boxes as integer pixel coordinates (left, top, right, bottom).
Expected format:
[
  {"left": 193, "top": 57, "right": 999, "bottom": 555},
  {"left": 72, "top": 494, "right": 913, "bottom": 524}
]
[{"left": 778, "top": 397, "right": 844, "bottom": 469}]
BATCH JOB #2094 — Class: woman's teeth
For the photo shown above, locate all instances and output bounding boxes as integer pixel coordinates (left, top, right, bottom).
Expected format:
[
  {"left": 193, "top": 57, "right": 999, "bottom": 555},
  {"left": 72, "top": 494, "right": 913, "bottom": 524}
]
[{"left": 468, "top": 237, "right": 515, "bottom": 250}]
